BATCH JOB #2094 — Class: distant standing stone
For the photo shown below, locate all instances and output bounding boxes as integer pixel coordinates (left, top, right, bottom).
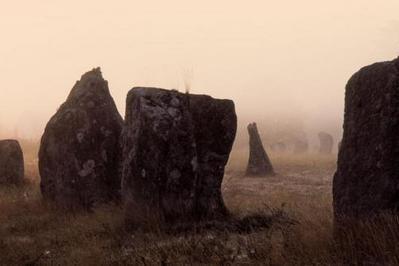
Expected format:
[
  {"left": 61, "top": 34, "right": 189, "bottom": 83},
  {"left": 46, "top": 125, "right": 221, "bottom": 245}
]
[
  {"left": 245, "top": 123, "right": 274, "bottom": 176},
  {"left": 39, "top": 68, "right": 123, "bottom": 210},
  {"left": 0, "top": 139, "right": 24, "bottom": 184},
  {"left": 334, "top": 57, "right": 399, "bottom": 219},
  {"left": 318, "top": 132, "right": 334, "bottom": 154}
]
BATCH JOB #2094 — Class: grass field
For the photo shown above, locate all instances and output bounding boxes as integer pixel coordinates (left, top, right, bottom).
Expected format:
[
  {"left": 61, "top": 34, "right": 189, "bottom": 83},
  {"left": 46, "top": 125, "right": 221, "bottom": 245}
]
[{"left": 1, "top": 142, "right": 398, "bottom": 265}]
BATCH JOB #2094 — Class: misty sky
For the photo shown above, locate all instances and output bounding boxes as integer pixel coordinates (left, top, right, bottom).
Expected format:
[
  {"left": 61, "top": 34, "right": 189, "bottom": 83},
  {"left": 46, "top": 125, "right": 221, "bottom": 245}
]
[{"left": 1, "top": 1, "right": 398, "bottom": 139}]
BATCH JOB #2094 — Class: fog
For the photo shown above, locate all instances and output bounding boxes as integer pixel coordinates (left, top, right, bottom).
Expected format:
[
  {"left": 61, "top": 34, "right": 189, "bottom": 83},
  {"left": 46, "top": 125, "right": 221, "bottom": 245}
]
[{"left": 1, "top": 0, "right": 398, "bottom": 142}]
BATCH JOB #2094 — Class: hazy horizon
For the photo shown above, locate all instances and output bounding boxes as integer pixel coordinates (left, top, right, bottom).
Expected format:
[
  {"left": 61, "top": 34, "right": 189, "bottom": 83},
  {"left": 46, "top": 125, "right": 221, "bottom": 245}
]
[{"left": 1, "top": 1, "right": 399, "bottom": 141}]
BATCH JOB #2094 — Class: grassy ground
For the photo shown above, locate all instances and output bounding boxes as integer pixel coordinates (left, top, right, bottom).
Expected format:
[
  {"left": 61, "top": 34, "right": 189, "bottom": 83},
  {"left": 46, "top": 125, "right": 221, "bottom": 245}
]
[{"left": 1, "top": 143, "right": 399, "bottom": 265}]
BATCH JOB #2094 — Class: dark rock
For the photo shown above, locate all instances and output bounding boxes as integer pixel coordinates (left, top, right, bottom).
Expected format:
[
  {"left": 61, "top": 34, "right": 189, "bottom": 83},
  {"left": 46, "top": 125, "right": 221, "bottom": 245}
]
[
  {"left": 39, "top": 68, "right": 123, "bottom": 210},
  {"left": 245, "top": 123, "right": 274, "bottom": 176},
  {"left": 189, "top": 94, "right": 237, "bottom": 219},
  {"left": 121, "top": 88, "right": 237, "bottom": 227},
  {"left": 318, "top": 132, "right": 334, "bottom": 154},
  {"left": 333, "top": 57, "right": 399, "bottom": 219},
  {"left": 0, "top": 140, "right": 24, "bottom": 184},
  {"left": 121, "top": 88, "right": 197, "bottom": 225}
]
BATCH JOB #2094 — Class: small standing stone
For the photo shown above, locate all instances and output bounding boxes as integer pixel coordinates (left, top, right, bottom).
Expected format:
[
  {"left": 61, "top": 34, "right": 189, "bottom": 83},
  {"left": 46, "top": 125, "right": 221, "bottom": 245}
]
[
  {"left": 245, "top": 123, "right": 274, "bottom": 176},
  {"left": 0, "top": 140, "right": 24, "bottom": 184},
  {"left": 318, "top": 132, "right": 334, "bottom": 154}
]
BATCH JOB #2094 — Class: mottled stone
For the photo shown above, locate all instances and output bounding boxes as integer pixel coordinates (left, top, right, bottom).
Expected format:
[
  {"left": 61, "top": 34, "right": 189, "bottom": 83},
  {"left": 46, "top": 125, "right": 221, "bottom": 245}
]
[
  {"left": 246, "top": 123, "right": 274, "bottom": 176},
  {"left": 39, "top": 68, "right": 123, "bottom": 210},
  {"left": 333, "top": 57, "right": 399, "bottom": 219},
  {"left": 318, "top": 132, "right": 334, "bottom": 154},
  {"left": 189, "top": 94, "right": 237, "bottom": 219},
  {"left": 121, "top": 88, "right": 237, "bottom": 227},
  {"left": 0, "top": 140, "right": 24, "bottom": 184}
]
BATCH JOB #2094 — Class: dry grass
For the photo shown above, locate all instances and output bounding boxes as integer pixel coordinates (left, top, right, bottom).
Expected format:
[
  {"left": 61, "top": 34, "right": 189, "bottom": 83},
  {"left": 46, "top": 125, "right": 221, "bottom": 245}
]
[{"left": 1, "top": 142, "right": 399, "bottom": 265}]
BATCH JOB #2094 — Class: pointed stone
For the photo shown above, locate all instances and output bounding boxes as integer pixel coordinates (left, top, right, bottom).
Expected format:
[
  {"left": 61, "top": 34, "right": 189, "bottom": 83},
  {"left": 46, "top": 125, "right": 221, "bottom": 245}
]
[
  {"left": 39, "top": 68, "right": 123, "bottom": 210},
  {"left": 246, "top": 123, "right": 274, "bottom": 176}
]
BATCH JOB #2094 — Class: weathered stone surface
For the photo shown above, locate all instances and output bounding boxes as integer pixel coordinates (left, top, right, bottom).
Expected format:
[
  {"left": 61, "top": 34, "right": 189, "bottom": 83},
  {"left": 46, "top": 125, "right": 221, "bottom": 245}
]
[
  {"left": 245, "top": 123, "right": 274, "bottom": 176},
  {"left": 333, "top": 57, "right": 399, "bottom": 219},
  {"left": 0, "top": 140, "right": 24, "bottom": 184},
  {"left": 39, "top": 68, "right": 123, "bottom": 210},
  {"left": 121, "top": 88, "right": 237, "bottom": 227},
  {"left": 318, "top": 132, "right": 334, "bottom": 154},
  {"left": 189, "top": 94, "right": 237, "bottom": 219}
]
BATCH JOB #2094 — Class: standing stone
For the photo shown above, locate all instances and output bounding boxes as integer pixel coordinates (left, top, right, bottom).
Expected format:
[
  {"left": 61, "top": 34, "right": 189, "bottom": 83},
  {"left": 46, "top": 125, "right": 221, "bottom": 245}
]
[
  {"left": 121, "top": 88, "right": 197, "bottom": 225},
  {"left": 0, "top": 140, "right": 24, "bottom": 184},
  {"left": 245, "top": 123, "right": 274, "bottom": 176},
  {"left": 318, "top": 132, "right": 334, "bottom": 154},
  {"left": 334, "top": 57, "right": 399, "bottom": 219},
  {"left": 39, "top": 68, "right": 123, "bottom": 210},
  {"left": 189, "top": 94, "right": 237, "bottom": 219},
  {"left": 121, "top": 88, "right": 237, "bottom": 227}
]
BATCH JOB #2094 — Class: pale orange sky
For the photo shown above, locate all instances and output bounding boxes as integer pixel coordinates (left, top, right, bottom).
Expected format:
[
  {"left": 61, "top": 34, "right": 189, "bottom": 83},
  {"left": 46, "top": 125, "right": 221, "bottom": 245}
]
[{"left": 0, "top": 0, "right": 398, "bottom": 139}]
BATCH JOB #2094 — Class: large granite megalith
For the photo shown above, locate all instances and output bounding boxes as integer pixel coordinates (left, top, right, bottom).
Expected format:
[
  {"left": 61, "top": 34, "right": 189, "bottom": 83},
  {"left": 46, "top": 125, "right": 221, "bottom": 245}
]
[
  {"left": 334, "top": 57, "right": 399, "bottom": 219},
  {"left": 318, "top": 131, "right": 334, "bottom": 154},
  {"left": 0, "top": 140, "right": 24, "bottom": 184},
  {"left": 39, "top": 68, "right": 123, "bottom": 210},
  {"left": 121, "top": 88, "right": 237, "bottom": 227},
  {"left": 245, "top": 123, "right": 274, "bottom": 176}
]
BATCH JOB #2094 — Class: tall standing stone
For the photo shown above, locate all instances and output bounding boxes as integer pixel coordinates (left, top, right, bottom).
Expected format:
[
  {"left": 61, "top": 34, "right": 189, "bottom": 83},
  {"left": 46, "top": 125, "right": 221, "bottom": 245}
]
[
  {"left": 334, "top": 57, "right": 399, "bottom": 219},
  {"left": 121, "top": 88, "right": 197, "bottom": 225},
  {"left": 39, "top": 68, "right": 123, "bottom": 210},
  {"left": 121, "top": 88, "right": 237, "bottom": 227},
  {"left": 318, "top": 132, "right": 334, "bottom": 154},
  {"left": 189, "top": 94, "right": 237, "bottom": 219},
  {"left": 245, "top": 123, "right": 274, "bottom": 176},
  {"left": 0, "top": 139, "right": 24, "bottom": 184}
]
